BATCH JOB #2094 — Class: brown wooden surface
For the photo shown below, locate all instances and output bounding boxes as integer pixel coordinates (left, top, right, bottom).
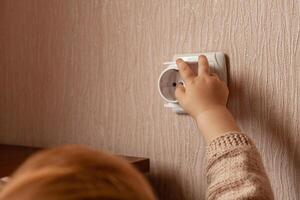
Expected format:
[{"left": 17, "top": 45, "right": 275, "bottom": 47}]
[
  {"left": 0, "top": 145, "right": 149, "bottom": 177},
  {"left": 0, "top": 1, "right": 299, "bottom": 199}
]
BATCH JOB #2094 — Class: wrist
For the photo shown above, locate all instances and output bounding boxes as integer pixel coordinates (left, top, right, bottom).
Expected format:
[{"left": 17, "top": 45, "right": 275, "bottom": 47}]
[{"left": 195, "top": 106, "right": 240, "bottom": 144}]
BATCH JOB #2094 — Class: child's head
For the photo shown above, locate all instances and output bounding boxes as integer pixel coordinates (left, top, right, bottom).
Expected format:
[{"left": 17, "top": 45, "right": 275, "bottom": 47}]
[{"left": 0, "top": 145, "right": 156, "bottom": 200}]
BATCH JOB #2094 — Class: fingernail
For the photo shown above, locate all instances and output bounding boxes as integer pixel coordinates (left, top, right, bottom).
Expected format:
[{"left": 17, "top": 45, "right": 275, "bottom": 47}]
[
  {"left": 176, "top": 58, "right": 183, "bottom": 64},
  {"left": 176, "top": 61, "right": 185, "bottom": 69}
]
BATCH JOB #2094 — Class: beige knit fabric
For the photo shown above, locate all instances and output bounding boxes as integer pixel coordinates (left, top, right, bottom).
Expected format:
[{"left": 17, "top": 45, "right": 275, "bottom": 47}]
[{"left": 206, "top": 132, "right": 274, "bottom": 200}]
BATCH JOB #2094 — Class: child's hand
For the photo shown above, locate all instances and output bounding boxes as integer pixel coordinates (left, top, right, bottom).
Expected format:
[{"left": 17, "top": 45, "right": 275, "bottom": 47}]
[
  {"left": 175, "top": 56, "right": 228, "bottom": 119},
  {"left": 175, "top": 55, "right": 240, "bottom": 143}
]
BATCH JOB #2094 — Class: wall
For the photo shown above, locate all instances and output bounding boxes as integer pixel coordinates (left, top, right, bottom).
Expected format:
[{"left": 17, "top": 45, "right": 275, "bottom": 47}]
[{"left": 0, "top": 0, "right": 299, "bottom": 199}]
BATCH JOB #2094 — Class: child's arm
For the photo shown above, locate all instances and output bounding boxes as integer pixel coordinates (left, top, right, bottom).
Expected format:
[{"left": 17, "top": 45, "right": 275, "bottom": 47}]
[{"left": 175, "top": 56, "right": 274, "bottom": 200}]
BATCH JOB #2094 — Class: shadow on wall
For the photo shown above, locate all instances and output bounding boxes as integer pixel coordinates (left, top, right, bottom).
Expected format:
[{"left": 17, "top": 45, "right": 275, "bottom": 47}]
[
  {"left": 227, "top": 55, "right": 300, "bottom": 199},
  {"left": 246, "top": 88, "right": 300, "bottom": 195},
  {"left": 148, "top": 169, "right": 187, "bottom": 200}
]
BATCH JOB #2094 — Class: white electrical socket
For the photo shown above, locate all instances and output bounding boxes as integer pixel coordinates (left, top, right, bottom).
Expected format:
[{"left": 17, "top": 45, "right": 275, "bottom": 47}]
[{"left": 158, "top": 52, "right": 227, "bottom": 114}]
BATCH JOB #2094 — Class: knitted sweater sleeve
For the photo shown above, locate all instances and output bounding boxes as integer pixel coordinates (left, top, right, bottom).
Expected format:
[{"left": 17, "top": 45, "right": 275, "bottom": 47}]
[{"left": 205, "top": 132, "right": 274, "bottom": 200}]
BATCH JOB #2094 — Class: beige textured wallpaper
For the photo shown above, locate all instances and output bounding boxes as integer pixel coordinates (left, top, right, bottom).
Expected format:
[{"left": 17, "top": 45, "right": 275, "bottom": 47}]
[{"left": 0, "top": 0, "right": 299, "bottom": 199}]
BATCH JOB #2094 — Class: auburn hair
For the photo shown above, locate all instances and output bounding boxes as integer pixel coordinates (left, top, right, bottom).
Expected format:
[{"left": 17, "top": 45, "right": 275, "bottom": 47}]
[{"left": 0, "top": 145, "right": 156, "bottom": 200}]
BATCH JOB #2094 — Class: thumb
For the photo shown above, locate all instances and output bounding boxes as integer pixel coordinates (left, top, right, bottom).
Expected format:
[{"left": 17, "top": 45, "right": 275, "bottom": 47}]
[{"left": 175, "top": 84, "right": 185, "bottom": 101}]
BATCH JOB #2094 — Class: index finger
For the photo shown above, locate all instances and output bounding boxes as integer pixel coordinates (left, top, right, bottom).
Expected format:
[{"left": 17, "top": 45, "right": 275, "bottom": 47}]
[{"left": 176, "top": 59, "right": 195, "bottom": 82}]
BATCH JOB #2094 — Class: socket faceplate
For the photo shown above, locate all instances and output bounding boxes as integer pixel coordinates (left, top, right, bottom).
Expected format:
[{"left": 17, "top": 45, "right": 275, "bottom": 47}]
[{"left": 158, "top": 52, "right": 227, "bottom": 114}]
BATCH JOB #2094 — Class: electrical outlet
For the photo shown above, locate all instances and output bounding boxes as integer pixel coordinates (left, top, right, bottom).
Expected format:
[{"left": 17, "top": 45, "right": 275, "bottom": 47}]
[{"left": 158, "top": 52, "right": 227, "bottom": 114}]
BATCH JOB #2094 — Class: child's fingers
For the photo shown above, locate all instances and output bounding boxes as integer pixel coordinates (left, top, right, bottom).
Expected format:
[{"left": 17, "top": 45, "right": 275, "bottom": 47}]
[
  {"left": 176, "top": 59, "right": 195, "bottom": 82},
  {"left": 175, "top": 84, "right": 185, "bottom": 101},
  {"left": 198, "top": 55, "right": 210, "bottom": 76}
]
